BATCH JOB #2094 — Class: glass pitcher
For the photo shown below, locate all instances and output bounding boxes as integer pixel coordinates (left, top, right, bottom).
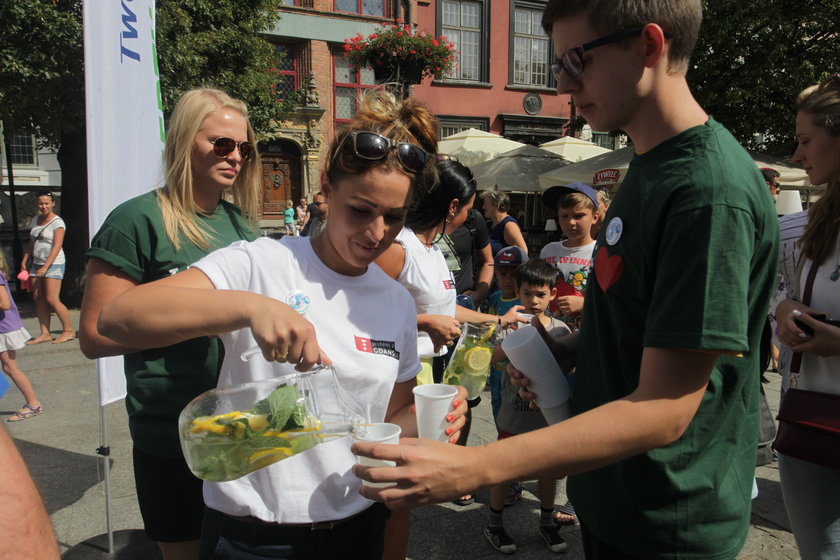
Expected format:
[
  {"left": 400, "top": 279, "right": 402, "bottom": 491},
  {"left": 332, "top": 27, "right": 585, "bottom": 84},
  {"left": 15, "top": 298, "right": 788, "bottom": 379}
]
[
  {"left": 442, "top": 321, "right": 498, "bottom": 399},
  {"left": 179, "top": 365, "right": 367, "bottom": 482}
]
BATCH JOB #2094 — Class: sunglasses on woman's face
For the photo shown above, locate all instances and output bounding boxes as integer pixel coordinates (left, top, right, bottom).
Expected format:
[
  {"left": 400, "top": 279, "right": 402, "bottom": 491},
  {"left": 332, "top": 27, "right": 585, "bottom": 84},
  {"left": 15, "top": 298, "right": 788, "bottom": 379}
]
[
  {"left": 210, "top": 137, "right": 254, "bottom": 161},
  {"left": 334, "top": 131, "right": 430, "bottom": 174}
]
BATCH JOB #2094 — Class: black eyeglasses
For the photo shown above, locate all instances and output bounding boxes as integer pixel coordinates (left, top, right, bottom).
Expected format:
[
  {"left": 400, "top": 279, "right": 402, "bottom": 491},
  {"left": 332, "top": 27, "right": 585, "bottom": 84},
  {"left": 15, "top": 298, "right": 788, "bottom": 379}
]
[
  {"left": 210, "top": 137, "right": 254, "bottom": 161},
  {"left": 551, "top": 27, "right": 670, "bottom": 79},
  {"left": 333, "top": 131, "right": 430, "bottom": 174}
]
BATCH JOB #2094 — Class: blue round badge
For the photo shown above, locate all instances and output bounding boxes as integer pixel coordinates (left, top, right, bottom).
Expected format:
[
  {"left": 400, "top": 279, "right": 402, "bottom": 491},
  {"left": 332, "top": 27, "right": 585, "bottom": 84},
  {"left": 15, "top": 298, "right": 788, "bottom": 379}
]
[
  {"left": 285, "top": 290, "right": 310, "bottom": 315},
  {"left": 605, "top": 217, "right": 623, "bottom": 246}
]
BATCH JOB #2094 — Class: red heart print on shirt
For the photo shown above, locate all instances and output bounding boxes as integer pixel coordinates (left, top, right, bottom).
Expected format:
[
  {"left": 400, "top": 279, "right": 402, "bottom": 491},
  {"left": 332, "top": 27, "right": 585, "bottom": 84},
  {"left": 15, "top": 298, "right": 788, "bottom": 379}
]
[{"left": 595, "top": 246, "right": 624, "bottom": 292}]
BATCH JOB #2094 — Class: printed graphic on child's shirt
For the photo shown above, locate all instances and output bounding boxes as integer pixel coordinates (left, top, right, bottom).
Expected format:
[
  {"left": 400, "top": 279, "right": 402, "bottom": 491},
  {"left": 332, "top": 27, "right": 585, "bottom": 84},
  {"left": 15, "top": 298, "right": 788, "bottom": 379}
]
[
  {"left": 551, "top": 265, "right": 590, "bottom": 331},
  {"left": 540, "top": 240, "right": 596, "bottom": 332}
]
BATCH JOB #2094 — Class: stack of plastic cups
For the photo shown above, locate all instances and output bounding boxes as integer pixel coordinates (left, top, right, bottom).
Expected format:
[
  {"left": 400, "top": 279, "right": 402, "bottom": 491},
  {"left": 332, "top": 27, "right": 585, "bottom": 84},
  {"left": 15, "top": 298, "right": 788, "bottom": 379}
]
[{"left": 501, "top": 325, "right": 572, "bottom": 425}]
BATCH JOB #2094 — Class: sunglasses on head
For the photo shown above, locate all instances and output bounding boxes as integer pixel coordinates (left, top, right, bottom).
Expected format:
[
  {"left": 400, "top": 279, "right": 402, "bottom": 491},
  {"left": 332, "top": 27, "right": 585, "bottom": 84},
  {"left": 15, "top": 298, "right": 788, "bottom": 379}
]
[
  {"left": 210, "top": 137, "right": 254, "bottom": 161},
  {"left": 333, "top": 131, "right": 430, "bottom": 174},
  {"left": 551, "top": 26, "right": 671, "bottom": 79}
]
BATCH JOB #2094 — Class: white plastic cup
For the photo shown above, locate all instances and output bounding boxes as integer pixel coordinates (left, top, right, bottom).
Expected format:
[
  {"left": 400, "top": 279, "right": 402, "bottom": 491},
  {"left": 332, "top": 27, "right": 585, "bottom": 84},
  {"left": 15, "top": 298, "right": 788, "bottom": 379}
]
[
  {"left": 501, "top": 325, "right": 571, "bottom": 425},
  {"left": 413, "top": 383, "right": 458, "bottom": 441},
  {"left": 540, "top": 402, "right": 572, "bottom": 425},
  {"left": 354, "top": 422, "right": 401, "bottom": 488}
]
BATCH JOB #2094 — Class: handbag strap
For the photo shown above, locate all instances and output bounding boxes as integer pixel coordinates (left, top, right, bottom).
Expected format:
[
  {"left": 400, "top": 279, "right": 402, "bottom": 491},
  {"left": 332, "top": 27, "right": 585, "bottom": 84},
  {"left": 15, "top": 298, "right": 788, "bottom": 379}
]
[
  {"left": 34, "top": 217, "right": 60, "bottom": 241},
  {"left": 790, "top": 260, "right": 820, "bottom": 375}
]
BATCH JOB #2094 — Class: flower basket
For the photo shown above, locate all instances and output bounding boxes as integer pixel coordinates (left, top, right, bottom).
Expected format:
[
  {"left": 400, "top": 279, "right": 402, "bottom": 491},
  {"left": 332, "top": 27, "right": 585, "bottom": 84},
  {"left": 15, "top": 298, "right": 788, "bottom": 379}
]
[
  {"left": 343, "top": 20, "right": 456, "bottom": 85},
  {"left": 372, "top": 58, "right": 424, "bottom": 85}
]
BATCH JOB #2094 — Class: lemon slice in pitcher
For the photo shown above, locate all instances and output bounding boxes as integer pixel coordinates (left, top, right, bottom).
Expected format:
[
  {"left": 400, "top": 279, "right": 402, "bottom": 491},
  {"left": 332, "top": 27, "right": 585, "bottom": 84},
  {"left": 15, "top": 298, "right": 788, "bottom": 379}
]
[
  {"left": 477, "top": 322, "right": 497, "bottom": 345},
  {"left": 248, "top": 447, "right": 294, "bottom": 470},
  {"left": 462, "top": 347, "right": 492, "bottom": 375}
]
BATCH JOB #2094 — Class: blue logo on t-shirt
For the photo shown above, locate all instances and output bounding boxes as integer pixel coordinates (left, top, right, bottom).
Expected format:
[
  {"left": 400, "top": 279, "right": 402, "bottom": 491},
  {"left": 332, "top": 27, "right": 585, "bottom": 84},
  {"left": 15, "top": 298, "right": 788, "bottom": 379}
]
[{"left": 286, "top": 290, "right": 310, "bottom": 314}]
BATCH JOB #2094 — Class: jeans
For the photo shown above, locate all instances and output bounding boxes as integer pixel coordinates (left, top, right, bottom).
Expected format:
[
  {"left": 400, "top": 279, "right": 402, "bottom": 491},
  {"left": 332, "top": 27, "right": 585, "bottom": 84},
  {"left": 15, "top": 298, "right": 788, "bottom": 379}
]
[
  {"left": 778, "top": 452, "right": 840, "bottom": 559},
  {"left": 31, "top": 262, "right": 65, "bottom": 279}
]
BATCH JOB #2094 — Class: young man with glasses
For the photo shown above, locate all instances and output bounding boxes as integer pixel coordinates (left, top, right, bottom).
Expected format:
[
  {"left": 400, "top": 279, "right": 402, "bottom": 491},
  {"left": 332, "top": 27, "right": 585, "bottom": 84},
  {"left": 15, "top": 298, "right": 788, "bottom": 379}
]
[{"left": 354, "top": 1, "right": 779, "bottom": 558}]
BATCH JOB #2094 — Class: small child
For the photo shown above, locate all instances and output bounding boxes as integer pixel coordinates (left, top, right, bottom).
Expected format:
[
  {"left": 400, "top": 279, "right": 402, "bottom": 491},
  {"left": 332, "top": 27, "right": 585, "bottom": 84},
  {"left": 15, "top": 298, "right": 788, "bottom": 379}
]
[
  {"left": 283, "top": 200, "right": 296, "bottom": 236},
  {"left": 484, "top": 259, "right": 571, "bottom": 555},
  {"left": 0, "top": 252, "right": 42, "bottom": 422},
  {"left": 539, "top": 182, "right": 600, "bottom": 331},
  {"left": 485, "top": 246, "right": 527, "bottom": 421}
]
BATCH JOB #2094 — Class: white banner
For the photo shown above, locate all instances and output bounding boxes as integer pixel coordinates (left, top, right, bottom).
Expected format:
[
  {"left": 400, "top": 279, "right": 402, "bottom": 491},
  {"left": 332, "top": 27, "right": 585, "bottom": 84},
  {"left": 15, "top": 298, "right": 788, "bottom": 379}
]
[{"left": 84, "top": 0, "right": 164, "bottom": 405}]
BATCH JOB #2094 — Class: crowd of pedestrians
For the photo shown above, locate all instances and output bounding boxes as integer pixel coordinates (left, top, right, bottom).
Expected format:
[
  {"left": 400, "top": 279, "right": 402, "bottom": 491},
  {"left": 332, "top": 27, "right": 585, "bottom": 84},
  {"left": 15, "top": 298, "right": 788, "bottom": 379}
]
[{"left": 3, "top": 0, "right": 839, "bottom": 559}]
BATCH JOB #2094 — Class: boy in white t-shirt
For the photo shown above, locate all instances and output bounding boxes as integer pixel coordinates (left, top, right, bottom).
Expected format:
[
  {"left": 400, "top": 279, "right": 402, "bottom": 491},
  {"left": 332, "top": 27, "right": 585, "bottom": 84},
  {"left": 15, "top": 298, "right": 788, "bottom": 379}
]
[{"left": 539, "top": 182, "right": 600, "bottom": 331}]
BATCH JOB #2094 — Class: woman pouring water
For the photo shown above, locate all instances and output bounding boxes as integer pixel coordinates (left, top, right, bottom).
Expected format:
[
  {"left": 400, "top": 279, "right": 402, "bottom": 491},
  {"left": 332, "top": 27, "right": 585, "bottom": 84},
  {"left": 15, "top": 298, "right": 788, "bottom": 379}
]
[{"left": 96, "top": 90, "right": 468, "bottom": 559}]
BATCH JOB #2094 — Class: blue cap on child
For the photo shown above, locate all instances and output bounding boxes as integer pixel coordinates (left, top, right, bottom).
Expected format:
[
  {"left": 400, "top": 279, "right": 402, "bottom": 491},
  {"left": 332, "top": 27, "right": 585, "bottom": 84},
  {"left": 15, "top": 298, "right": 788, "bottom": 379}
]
[
  {"left": 494, "top": 246, "right": 528, "bottom": 267},
  {"left": 542, "top": 182, "right": 599, "bottom": 211}
]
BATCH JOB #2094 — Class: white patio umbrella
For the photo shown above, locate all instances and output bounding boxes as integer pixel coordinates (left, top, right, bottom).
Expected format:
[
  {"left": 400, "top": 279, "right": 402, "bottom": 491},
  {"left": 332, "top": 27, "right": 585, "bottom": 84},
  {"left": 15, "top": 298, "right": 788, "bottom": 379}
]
[
  {"left": 538, "top": 147, "right": 810, "bottom": 192},
  {"left": 471, "top": 145, "right": 572, "bottom": 230},
  {"left": 437, "top": 128, "right": 526, "bottom": 167},
  {"left": 538, "top": 147, "right": 635, "bottom": 191},
  {"left": 539, "top": 136, "right": 612, "bottom": 162},
  {"left": 470, "top": 144, "right": 572, "bottom": 192}
]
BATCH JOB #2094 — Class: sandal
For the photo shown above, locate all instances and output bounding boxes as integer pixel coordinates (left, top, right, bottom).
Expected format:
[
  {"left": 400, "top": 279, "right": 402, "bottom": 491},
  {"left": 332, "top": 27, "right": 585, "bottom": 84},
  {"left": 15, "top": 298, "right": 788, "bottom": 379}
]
[
  {"left": 7, "top": 404, "right": 43, "bottom": 422},
  {"left": 451, "top": 495, "right": 475, "bottom": 506},
  {"left": 554, "top": 501, "right": 577, "bottom": 526}
]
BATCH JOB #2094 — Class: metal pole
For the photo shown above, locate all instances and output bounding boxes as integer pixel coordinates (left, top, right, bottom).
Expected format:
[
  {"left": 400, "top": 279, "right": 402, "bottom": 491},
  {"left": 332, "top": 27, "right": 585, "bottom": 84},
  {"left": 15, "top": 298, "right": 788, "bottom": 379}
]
[
  {"left": 97, "top": 404, "right": 115, "bottom": 554},
  {"left": 2, "top": 132, "right": 24, "bottom": 284}
]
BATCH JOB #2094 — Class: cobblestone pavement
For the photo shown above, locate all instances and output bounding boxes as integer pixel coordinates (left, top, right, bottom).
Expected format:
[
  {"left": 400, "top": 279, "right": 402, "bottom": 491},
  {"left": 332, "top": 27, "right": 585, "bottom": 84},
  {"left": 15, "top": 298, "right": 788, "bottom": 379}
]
[{"left": 1, "top": 306, "right": 800, "bottom": 558}]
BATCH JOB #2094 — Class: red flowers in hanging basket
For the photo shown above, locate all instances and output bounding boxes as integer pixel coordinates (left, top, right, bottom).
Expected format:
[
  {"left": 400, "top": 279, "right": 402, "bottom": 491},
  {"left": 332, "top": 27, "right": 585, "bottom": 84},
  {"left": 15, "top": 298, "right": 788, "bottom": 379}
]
[{"left": 343, "top": 21, "right": 456, "bottom": 81}]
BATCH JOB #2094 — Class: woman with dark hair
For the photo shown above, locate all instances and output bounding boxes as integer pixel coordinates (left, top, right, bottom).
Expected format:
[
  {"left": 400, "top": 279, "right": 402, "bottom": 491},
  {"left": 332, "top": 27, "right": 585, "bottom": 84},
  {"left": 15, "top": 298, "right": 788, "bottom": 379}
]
[
  {"left": 482, "top": 189, "right": 528, "bottom": 257},
  {"left": 376, "top": 160, "right": 524, "bottom": 556},
  {"left": 22, "top": 191, "right": 75, "bottom": 344},
  {"left": 377, "top": 160, "right": 524, "bottom": 382}
]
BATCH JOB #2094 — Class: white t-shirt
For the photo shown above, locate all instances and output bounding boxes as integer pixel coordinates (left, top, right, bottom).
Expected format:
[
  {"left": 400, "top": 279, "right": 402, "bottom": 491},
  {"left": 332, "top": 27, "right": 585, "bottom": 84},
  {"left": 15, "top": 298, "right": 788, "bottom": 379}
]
[
  {"left": 395, "top": 228, "right": 457, "bottom": 358},
  {"left": 29, "top": 216, "right": 66, "bottom": 266},
  {"left": 193, "top": 236, "right": 420, "bottom": 523},
  {"left": 539, "top": 240, "right": 595, "bottom": 330},
  {"left": 799, "top": 256, "right": 840, "bottom": 396}
]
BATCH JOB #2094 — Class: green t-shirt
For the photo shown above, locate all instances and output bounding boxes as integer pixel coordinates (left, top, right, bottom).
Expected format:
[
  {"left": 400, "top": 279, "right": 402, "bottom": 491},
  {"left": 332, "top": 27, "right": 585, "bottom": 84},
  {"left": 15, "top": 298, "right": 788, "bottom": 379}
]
[
  {"left": 87, "top": 191, "right": 256, "bottom": 457},
  {"left": 569, "top": 119, "right": 779, "bottom": 559}
]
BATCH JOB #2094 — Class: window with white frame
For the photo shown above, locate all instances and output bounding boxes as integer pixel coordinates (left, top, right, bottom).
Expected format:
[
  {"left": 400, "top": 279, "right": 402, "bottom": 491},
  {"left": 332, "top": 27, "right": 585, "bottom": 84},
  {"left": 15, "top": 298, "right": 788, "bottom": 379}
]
[
  {"left": 512, "top": 6, "right": 549, "bottom": 86},
  {"left": 441, "top": 0, "right": 484, "bottom": 81},
  {"left": 9, "top": 132, "right": 37, "bottom": 166},
  {"left": 335, "top": 0, "right": 386, "bottom": 16},
  {"left": 334, "top": 51, "right": 376, "bottom": 126}
]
